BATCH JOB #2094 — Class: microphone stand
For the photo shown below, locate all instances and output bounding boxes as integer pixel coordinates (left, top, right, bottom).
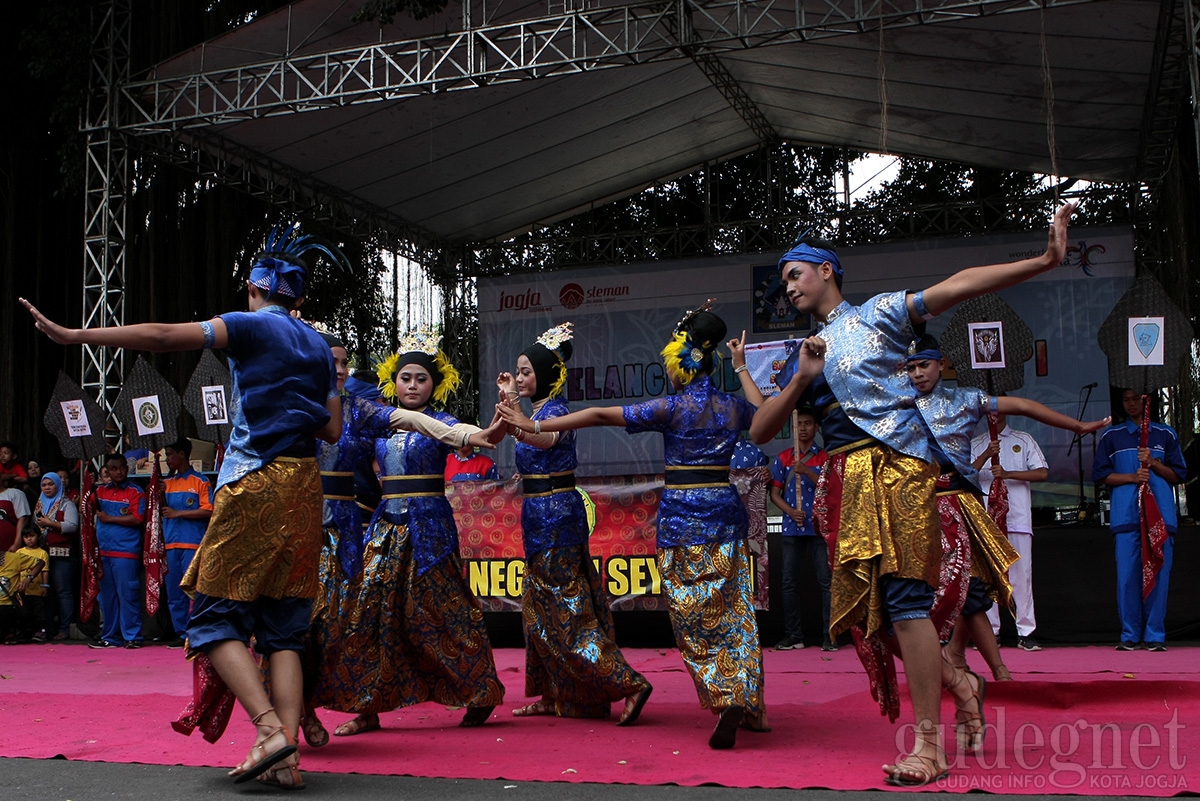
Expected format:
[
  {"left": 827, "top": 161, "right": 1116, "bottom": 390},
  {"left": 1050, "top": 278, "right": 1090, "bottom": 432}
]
[{"left": 1067, "top": 383, "right": 1097, "bottom": 514}]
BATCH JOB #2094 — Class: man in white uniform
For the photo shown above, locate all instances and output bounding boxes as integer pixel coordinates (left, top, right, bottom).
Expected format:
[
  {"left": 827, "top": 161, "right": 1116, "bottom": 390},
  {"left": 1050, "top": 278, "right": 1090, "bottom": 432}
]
[{"left": 971, "top": 412, "right": 1048, "bottom": 651}]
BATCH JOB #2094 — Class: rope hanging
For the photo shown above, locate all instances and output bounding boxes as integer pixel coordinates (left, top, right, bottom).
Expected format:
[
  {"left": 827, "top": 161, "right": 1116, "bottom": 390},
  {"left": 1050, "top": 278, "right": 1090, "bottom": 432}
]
[
  {"left": 876, "top": 7, "right": 889, "bottom": 155},
  {"left": 1039, "top": 9, "right": 1060, "bottom": 195}
]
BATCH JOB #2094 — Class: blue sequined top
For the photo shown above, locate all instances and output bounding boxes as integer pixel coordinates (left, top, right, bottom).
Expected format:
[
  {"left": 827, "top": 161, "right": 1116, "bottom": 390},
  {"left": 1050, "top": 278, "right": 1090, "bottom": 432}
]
[
  {"left": 516, "top": 399, "right": 588, "bottom": 557},
  {"left": 779, "top": 292, "right": 934, "bottom": 462},
  {"left": 623, "top": 375, "right": 756, "bottom": 548},
  {"left": 319, "top": 395, "right": 394, "bottom": 575},
  {"left": 372, "top": 408, "right": 459, "bottom": 577},
  {"left": 915, "top": 382, "right": 997, "bottom": 490}
]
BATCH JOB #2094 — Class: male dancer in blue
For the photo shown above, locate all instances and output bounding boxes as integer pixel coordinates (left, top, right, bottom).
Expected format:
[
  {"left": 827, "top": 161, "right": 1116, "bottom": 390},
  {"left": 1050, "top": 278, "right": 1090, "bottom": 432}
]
[
  {"left": 750, "top": 203, "right": 1075, "bottom": 785},
  {"left": 23, "top": 226, "right": 347, "bottom": 790}
]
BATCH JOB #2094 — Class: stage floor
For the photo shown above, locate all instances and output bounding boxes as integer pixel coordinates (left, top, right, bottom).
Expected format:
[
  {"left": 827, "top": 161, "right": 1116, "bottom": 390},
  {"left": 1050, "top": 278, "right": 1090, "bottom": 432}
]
[{"left": 1, "top": 641, "right": 1196, "bottom": 795}]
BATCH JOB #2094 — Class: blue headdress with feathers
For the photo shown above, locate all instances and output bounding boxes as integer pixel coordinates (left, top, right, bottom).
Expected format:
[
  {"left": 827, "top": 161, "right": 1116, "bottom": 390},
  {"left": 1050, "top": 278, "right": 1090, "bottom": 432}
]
[{"left": 249, "top": 222, "right": 353, "bottom": 299}]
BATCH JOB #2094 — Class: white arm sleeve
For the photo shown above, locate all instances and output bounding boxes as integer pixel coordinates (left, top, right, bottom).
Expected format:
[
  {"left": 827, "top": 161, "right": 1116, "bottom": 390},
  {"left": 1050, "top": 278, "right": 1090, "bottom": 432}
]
[{"left": 388, "top": 408, "right": 480, "bottom": 448}]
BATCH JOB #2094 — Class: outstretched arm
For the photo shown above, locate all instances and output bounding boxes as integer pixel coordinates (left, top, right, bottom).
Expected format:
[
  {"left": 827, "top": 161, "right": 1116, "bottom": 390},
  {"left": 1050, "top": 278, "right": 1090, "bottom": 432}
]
[
  {"left": 996, "top": 395, "right": 1109, "bottom": 436},
  {"left": 497, "top": 402, "right": 625, "bottom": 433},
  {"left": 910, "top": 203, "right": 1075, "bottom": 323},
  {"left": 749, "top": 338, "right": 826, "bottom": 444},
  {"left": 21, "top": 298, "right": 226, "bottom": 351}
]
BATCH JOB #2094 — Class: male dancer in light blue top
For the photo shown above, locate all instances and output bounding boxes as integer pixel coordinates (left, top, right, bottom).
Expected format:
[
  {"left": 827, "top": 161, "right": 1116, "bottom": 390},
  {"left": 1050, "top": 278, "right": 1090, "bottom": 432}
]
[{"left": 750, "top": 203, "right": 1076, "bottom": 786}]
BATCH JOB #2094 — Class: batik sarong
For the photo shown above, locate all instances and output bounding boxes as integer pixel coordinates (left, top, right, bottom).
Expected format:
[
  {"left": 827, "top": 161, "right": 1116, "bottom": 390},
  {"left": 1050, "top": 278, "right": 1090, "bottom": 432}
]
[
  {"left": 314, "top": 519, "right": 504, "bottom": 713},
  {"left": 658, "top": 538, "right": 765, "bottom": 725},
  {"left": 522, "top": 543, "right": 649, "bottom": 717}
]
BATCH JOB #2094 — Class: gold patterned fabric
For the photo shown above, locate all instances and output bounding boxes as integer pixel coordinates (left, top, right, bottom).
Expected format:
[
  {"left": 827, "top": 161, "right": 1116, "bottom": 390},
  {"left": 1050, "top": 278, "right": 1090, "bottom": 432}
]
[
  {"left": 953, "top": 491, "right": 1019, "bottom": 613},
  {"left": 659, "top": 539, "right": 765, "bottom": 724},
  {"left": 522, "top": 544, "right": 650, "bottom": 718},
  {"left": 181, "top": 458, "right": 323, "bottom": 601},
  {"left": 313, "top": 520, "right": 504, "bottom": 714},
  {"left": 818, "top": 444, "right": 940, "bottom": 640}
]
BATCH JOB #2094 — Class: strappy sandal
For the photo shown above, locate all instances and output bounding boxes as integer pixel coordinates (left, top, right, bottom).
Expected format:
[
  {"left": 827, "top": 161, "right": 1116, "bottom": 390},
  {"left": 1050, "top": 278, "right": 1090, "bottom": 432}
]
[
  {"left": 953, "top": 669, "right": 987, "bottom": 752},
  {"left": 333, "top": 713, "right": 379, "bottom": 737},
  {"left": 256, "top": 760, "right": 306, "bottom": 791},
  {"left": 616, "top": 686, "right": 652, "bottom": 726},
  {"left": 992, "top": 664, "right": 1013, "bottom": 682},
  {"left": 301, "top": 712, "right": 329, "bottom": 748},
  {"left": 883, "top": 750, "right": 950, "bottom": 786},
  {"left": 230, "top": 708, "right": 299, "bottom": 784},
  {"left": 941, "top": 645, "right": 969, "bottom": 673},
  {"left": 511, "top": 698, "right": 555, "bottom": 718},
  {"left": 460, "top": 705, "right": 495, "bottom": 727}
]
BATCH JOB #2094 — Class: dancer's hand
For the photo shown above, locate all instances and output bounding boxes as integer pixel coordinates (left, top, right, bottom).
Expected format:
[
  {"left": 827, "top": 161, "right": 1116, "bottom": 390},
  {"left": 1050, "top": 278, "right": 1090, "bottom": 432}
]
[
  {"left": 1042, "top": 202, "right": 1077, "bottom": 272},
  {"left": 1078, "top": 416, "right": 1111, "bottom": 436},
  {"left": 726, "top": 329, "right": 748, "bottom": 369},
  {"left": 468, "top": 429, "right": 497, "bottom": 450},
  {"left": 797, "top": 336, "right": 827, "bottom": 382},
  {"left": 20, "top": 298, "right": 79, "bottom": 345},
  {"left": 496, "top": 371, "right": 517, "bottom": 402},
  {"left": 496, "top": 402, "right": 535, "bottom": 432}
]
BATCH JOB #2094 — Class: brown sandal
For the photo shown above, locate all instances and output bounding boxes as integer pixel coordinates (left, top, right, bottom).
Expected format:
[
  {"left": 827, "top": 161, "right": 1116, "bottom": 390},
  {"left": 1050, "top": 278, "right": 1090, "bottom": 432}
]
[
  {"left": 511, "top": 699, "right": 555, "bottom": 717},
  {"left": 993, "top": 664, "right": 1013, "bottom": 681},
  {"left": 952, "top": 669, "right": 987, "bottom": 752},
  {"left": 256, "top": 761, "right": 306, "bottom": 791},
  {"left": 617, "top": 686, "right": 652, "bottom": 726},
  {"left": 883, "top": 750, "right": 949, "bottom": 786},
  {"left": 230, "top": 708, "right": 299, "bottom": 784},
  {"left": 333, "top": 713, "right": 380, "bottom": 737},
  {"left": 301, "top": 712, "right": 329, "bottom": 748},
  {"left": 460, "top": 705, "right": 495, "bottom": 727}
]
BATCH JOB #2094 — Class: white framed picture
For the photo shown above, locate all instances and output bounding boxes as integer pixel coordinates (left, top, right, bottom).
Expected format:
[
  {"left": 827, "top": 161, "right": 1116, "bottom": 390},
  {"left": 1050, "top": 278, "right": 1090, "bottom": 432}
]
[
  {"left": 60, "top": 400, "right": 92, "bottom": 438},
  {"left": 201, "top": 385, "right": 229, "bottom": 425},
  {"left": 967, "top": 321, "right": 1005, "bottom": 370},
  {"left": 132, "top": 394, "right": 165, "bottom": 436},
  {"left": 1128, "top": 316, "right": 1165, "bottom": 366}
]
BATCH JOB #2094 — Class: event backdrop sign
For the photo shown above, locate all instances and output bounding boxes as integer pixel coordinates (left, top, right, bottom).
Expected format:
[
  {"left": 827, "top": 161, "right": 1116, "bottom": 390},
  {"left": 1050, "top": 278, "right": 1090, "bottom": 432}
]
[{"left": 479, "top": 225, "right": 1135, "bottom": 507}]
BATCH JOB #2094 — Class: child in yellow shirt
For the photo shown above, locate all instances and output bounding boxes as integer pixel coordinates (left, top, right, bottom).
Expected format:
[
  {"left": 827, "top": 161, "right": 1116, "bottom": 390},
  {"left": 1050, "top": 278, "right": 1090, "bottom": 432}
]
[
  {"left": 16, "top": 529, "right": 49, "bottom": 642},
  {"left": 0, "top": 542, "right": 45, "bottom": 643}
]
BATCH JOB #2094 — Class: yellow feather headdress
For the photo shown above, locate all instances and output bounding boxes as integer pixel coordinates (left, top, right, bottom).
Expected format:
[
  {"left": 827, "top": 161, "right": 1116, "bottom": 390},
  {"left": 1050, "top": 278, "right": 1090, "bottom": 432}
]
[
  {"left": 662, "top": 298, "right": 718, "bottom": 386},
  {"left": 376, "top": 326, "right": 461, "bottom": 407}
]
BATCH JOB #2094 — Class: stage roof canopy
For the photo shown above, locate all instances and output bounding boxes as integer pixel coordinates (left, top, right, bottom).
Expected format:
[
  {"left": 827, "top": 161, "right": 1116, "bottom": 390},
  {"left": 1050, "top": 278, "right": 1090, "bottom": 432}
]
[{"left": 132, "top": 0, "right": 1167, "bottom": 244}]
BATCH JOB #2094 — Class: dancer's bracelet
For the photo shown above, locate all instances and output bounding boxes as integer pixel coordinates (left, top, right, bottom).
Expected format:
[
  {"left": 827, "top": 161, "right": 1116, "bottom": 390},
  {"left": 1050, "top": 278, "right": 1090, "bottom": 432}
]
[{"left": 534, "top": 420, "right": 542, "bottom": 435}]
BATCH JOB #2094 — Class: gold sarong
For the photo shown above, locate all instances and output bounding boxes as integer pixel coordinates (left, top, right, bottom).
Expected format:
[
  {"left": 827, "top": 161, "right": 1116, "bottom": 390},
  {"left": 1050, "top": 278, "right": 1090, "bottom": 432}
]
[
  {"left": 821, "top": 444, "right": 940, "bottom": 640},
  {"left": 953, "top": 491, "right": 1019, "bottom": 613},
  {"left": 181, "top": 457, "right": 323, "bottom": 601}
]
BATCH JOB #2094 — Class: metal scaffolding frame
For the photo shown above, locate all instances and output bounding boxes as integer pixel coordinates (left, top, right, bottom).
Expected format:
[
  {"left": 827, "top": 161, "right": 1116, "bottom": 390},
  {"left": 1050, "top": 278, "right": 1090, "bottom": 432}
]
[
  {"left": 116, "top": 0, "right": 1102, "bottom": 130},
  {"left": 83, "top": 0, "right": 1200, "bottom": 422},
  {"left": 82, "top": 0, "right": 131, "bottom": 423}
]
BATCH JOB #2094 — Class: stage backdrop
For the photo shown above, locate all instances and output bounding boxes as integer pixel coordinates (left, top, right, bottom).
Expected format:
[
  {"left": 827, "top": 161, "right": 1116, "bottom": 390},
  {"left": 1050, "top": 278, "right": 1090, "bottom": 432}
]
[{"left": 479, "top": 225, "right": 1135, "bottom": 507}]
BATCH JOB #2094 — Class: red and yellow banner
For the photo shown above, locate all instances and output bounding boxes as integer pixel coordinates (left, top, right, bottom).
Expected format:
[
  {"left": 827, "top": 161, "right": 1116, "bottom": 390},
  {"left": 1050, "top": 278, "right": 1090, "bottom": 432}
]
[{"left": 449, "top": 475, "right": 768, "bottom": 612}]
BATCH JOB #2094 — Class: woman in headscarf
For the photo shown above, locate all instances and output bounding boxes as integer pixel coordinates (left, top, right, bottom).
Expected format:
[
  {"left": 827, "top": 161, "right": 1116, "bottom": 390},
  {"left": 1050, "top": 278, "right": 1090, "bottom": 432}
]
[
  {"left": 497, "top": 323, "right": 652, "bottom": 724},
  {"left": 498, "top": 303, "right": 765, "bottom": 750},
  {"left": 33, "top": 470, "right": 79, "bottom": 641},
  {"left": 302, "top": 328, "right": 499, "bottom": 746},
  {"left": 327, "top": 327, "right": 505, "bottom": 737}
]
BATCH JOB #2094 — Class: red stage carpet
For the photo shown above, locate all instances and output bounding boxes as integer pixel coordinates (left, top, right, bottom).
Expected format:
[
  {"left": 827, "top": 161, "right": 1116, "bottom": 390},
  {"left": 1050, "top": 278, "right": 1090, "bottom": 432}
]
[{"left": 1, "top": 643, "right": 1196, "bottom": 794}]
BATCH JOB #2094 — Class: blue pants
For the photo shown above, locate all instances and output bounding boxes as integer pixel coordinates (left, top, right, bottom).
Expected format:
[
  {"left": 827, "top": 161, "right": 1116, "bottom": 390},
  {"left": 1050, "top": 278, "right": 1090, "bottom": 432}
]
[
  {"left": 49, "top": 557, "right": 76, "bottom": 636},
  {"left": 1114, "top": 531, "right": 1174, "bottom": 644},
  {"left": 165, "top": 547, "right": 197, "bottom": 636},
  {"left": 780, "top": 536, "right": 832, "bottom": 640},
  {"left": 98, "top": 556, "right": 142, "bottom": 645}
]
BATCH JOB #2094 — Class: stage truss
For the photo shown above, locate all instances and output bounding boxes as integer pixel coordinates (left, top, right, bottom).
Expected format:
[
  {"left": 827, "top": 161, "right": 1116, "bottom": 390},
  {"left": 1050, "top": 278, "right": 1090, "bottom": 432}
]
[{"left": 82, "top": 0, "right": 1200, "bottom": 424}]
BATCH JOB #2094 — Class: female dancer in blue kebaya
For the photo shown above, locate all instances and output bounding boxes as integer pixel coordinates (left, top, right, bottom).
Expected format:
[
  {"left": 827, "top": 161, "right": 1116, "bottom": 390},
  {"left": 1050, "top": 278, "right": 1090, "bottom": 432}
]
[
  {"left": 302, "top": 328, "right": 499, "bottom": 746},
  {"left": 329, "top": 327, "right": 505, "bottom": 736},
  {"left": 499, "top": 304, "right": 764, "bottom": 749},
  {"left": 496, "top": 323, "right": 652, "bottom": 724}
]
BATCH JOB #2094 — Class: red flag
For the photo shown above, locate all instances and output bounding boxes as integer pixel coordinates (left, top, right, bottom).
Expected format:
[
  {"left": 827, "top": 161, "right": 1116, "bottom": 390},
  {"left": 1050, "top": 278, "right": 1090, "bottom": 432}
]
[
  {"left": 144, "top": 455, "right": 166, "bottom": 616},
  {"left": 985, "top": 411, "right": 1009, "bottom": 535},
  {"left": 78, "top": 464, "right": 101, "bottom": 623},
  {"left": 1137, "top": 396, "right": 1168, "bottom": 600}
]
